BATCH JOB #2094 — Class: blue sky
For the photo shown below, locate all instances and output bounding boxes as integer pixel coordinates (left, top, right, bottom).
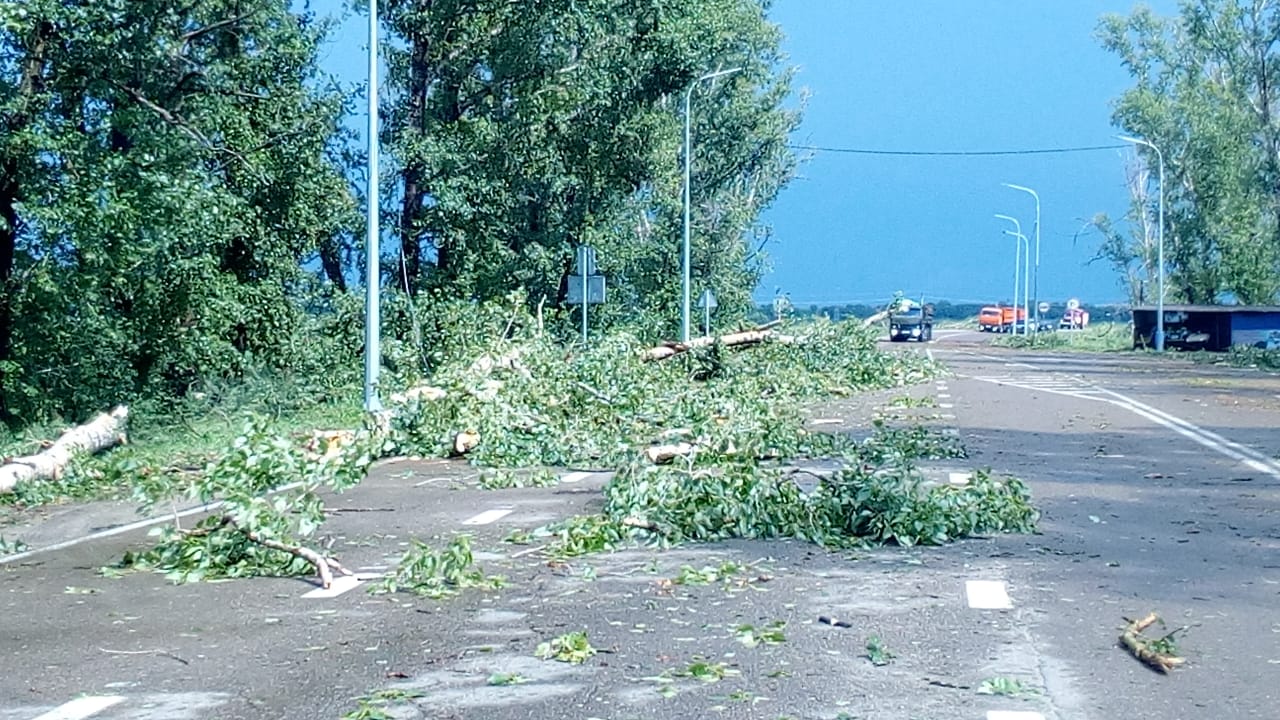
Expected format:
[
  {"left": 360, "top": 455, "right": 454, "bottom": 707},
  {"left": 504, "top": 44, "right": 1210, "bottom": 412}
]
[{"left": 313, "top": 0, "right": 1177, "bottom": 306}]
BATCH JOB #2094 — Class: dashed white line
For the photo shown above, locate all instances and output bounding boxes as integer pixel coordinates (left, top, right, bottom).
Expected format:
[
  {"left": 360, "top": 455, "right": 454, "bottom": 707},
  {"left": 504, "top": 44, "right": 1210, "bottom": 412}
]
[
  {"left": 33, "top": 696, "right": 126, "bottom": 720},
  {"left": 965, "top": 580, "right": 1012, "bottom": 609},
  {"left": 561, "top": 471, "right": 593, "bottom": 484},
  {"left": 938, "top": 393, "right": 952, "bottom": 399},
  {"left": 462, "top": 508, "right": 514, "bottom": 525},
  {"left": 939, "top": 402, "right": 954, "bottom": 409}
]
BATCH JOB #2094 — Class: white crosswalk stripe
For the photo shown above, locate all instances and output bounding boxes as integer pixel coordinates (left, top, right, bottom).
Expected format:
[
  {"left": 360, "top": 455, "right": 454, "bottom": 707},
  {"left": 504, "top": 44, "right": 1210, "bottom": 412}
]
[{"left": 968, "top": 373, "right": 1104, "bottom": 400}]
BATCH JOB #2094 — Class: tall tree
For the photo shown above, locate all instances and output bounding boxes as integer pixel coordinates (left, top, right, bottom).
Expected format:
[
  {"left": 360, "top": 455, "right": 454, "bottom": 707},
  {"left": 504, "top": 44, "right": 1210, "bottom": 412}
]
[
  {"left": 0, "top": 0, "right": 356, "bottom": 423},
  {"left": 380, "top": 0, "right": 799, "bottom": 334},
  {"left": 1098, "top": 0, "right": 1280, "bottom": 305}
]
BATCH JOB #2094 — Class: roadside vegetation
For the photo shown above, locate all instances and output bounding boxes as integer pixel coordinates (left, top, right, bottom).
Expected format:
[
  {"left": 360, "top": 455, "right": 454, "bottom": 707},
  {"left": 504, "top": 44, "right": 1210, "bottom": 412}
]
[
  {"left": 991, "top": 322, "right": 1133, "bottom": 353},
  {"left": 3, "top": 297, "right": 1037, "bottom": 584}
]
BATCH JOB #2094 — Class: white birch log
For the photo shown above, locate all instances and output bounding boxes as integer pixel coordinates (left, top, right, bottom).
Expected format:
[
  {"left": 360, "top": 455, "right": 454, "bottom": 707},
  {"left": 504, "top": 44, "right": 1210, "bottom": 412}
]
[{"left": 0, "top": 405, "right": 129, "bottom": 493}]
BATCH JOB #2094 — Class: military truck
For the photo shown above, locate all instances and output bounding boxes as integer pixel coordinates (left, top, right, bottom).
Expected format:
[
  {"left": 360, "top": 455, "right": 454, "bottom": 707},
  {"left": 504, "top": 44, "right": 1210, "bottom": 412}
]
[{"left": 889, "top": 300, "right": 934, "bottom": 342}]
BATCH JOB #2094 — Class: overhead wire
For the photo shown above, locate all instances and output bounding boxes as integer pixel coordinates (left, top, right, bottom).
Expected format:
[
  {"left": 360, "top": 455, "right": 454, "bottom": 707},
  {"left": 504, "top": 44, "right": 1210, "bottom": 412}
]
[{"left": 787, "top": 143, "right": 1129, "bottom": 156}]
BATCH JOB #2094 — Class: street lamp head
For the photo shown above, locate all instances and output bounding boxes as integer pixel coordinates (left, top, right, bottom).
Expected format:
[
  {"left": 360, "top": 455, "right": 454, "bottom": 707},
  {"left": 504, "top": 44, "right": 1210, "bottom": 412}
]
[
  {"left": 1115, "top": 134, "right": 1154, "bottom": 150},
  {"left": 697, "top": 67, "right": 743, "bottom": 83}
]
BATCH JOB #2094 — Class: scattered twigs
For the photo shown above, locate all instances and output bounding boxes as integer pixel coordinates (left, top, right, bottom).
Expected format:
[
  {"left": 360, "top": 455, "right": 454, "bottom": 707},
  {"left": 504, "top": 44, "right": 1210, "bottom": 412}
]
[{"left": 1120, "top": 612, "right": 1187, "bottom": 673}]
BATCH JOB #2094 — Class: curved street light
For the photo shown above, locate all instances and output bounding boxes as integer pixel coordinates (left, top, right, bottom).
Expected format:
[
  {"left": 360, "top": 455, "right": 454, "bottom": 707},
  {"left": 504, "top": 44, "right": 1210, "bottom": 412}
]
[
  {"left": 994, "top": 214, "right": 1030, "bottom": 335},
  {"left": 1002, "top": 183, "right": 1040, "bottom": 331},
  {"left": 682, "top": 67, "right": 742, "bottom": 343},
  {"left": 1116, "top": 134, "right": 1166, "bottom": 352}
]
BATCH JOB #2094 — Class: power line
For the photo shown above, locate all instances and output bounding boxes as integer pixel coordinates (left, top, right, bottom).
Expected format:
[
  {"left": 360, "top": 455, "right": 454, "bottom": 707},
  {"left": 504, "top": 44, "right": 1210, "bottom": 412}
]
[{"left": 788, "top": 143, "right": 1128, "bottom": 157}]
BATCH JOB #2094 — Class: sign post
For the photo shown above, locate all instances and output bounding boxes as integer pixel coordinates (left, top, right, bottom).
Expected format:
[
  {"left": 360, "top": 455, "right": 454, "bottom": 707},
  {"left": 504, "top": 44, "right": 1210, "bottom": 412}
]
[
  {"left": 697, "top": 289, "right": 718, "bottom": 336},
  {"left": 568, "top": 246, "right": 606, "bottom": 345}
]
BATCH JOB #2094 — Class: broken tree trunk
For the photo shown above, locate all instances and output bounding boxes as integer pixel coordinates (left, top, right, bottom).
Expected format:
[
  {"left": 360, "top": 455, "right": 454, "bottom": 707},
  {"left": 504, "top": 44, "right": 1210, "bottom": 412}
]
[
  {"left": 1119, "top": 612, "right": 1187, "bottom": 673},
  {"left": 642, "top": 322, "right": 789, "bottom": 362},
  {"left": 0, "top": 405, "right": 129, "bottom": 493}
]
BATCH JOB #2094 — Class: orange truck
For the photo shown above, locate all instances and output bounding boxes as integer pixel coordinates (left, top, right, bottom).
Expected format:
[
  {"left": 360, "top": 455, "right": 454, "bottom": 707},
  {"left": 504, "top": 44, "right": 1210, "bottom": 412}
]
[{"left": 978, "top": 305, "right": 1026, "bottom": 333}]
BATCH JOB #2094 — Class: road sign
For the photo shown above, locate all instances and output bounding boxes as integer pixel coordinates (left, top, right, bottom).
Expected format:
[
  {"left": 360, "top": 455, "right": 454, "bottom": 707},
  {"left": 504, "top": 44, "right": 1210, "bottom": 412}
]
[
  {"left": 566, "top": 275, "right": 606, "bottom": 304},
  {"left": 574, "top": 245, "right": 597, "bottom": 276},
  {"left": 1066, "top": 297, "right": 1080, "bottom": 310},
  {"left": 698, "top": 289, "right": 717, "bottom": 309},
  {"left": 1038, "top": 301, "right": 1050, "bottom": 314}
]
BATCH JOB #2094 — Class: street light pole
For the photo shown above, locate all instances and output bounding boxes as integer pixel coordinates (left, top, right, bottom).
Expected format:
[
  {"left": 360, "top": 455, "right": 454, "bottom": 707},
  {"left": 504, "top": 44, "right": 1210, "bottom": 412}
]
[
  {"left": 1003, "top": 183, "right": 1040, "bottom": 331},
  {"left": 1004, "top": 230, "right": 1030, "bottom": 336},
  {"left": 1117, "top": 135, "right": 1166, "bottom": 352},
  {"left": 364, "top": 0, "right": 382, "bottom": 411},
  {"left": 994, "top": 214, "right": 1029, "bottom": 335},
  {"left": 682, "top": 67, "right": 742, "bottom": 344}
]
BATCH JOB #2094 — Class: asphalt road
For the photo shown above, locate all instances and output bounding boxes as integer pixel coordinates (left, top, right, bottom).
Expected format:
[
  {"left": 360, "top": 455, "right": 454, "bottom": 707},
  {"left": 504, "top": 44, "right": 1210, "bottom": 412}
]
[{"left": 2, "top": 330, "right": 1278, "bottom": 720}]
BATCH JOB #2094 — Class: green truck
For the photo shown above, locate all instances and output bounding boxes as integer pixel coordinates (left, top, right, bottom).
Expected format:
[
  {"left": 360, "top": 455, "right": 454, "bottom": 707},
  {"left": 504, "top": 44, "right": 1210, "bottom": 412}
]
[{"left": 888, "top": 300, "right": 934, "bottom": 342}]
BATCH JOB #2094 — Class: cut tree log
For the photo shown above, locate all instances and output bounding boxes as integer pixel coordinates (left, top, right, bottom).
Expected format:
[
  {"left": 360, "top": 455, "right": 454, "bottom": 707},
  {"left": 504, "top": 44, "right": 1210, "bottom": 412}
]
[
  {"left": 1119, "top": 612, "right": 1187, "bottom": 673},
  {"left": 0, "top": 405, "right": 129, "bottom": 493},
  {"left": 642, "top": 322, "right": 791, "bottom": 362},
  {"left": 644, "top": 442, "right": 695, "bottom": 464}
]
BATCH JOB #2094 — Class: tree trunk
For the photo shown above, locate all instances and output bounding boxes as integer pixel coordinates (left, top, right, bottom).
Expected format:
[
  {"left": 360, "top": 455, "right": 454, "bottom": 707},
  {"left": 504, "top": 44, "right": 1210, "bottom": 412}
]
[
  {"left": 0, "top": 406, "right": 129, "bottom": 492},
  {"left": 398, "top": 30, "right": 430, "bottom": 295},
  {"left": 0, "top": 172, "right": 15, "bottom": 424},
  {"left": 0, "top": 24, "right": 48, "bottom": 424}
]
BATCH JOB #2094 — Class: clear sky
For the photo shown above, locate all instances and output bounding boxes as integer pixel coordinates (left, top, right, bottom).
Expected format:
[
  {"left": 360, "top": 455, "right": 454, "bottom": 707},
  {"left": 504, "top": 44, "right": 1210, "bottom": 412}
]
[
  {"left": 313, "top": 0, "right": 1178, "bottom": 307},
  {"left": 757, "top": 0, "right": 1180, "bottom": 307}
]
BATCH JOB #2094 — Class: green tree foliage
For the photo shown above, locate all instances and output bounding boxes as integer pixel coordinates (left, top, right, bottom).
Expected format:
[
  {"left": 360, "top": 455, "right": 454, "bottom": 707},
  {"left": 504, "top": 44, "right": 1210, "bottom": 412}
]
[
  {"left": 1098, "top": 0, "right": 1280, "bottom": 305},
  {"left": 0, "top": 0, "right": 356, "bottom": 425},
  {"left": 382, "top": 0, "right": 799, "bottom": 335}
]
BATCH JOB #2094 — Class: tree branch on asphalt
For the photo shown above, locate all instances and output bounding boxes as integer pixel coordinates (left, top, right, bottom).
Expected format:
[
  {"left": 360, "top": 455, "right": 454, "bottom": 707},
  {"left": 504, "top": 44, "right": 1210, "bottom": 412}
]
[{"left": 1120, "top": 612, "right": 1187, "bottom": 673}]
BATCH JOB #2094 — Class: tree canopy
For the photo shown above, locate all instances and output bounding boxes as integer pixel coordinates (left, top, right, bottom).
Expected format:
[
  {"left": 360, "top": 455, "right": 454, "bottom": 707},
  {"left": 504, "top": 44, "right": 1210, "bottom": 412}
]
[
  {"left": 0, "top": 0, "right": 799, "bottom": 426},
  {"left": 1098, "top": 0, "right": 1280, "bottom": 305}
]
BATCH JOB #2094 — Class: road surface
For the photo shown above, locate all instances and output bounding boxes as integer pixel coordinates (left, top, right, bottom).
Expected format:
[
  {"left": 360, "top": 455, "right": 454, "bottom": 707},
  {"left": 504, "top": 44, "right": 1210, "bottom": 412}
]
[{"left": 2, "top": 335, "right": 1277, "bottom": 719}]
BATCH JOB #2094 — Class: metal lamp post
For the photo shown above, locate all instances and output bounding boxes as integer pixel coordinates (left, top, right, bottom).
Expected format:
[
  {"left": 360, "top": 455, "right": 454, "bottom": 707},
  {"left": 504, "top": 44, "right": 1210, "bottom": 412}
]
[
  {"left": 1117, "top": 134, "right": 1166, "bottom": 352},
  {"left": 364, "top": 0, "right": 382, "bottom": 411},
  {"left": 995, "top": 214, "right": 1030, "bottom": 335},
  {"left": 1003, "top": 183, "right": 1040, "bottom": 331},
  {"left": 681, "top": 67, "right": 742, "bottom": 343}
]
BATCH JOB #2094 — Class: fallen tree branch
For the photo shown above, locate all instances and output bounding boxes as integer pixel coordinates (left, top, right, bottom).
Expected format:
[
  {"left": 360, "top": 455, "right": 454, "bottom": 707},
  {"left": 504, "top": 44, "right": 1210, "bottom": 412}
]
[
  {"left": 1120, "top": 612, "right": 1187, "bottom": 673},
  {"left": 642, "top": 324, "right": 790, "bottom": 362},
  {"left": 0, "top": 406, "right": 129, "bottom": 493},
  {"left": 183, "top": 514, "right": 351, "bottom": 589}
]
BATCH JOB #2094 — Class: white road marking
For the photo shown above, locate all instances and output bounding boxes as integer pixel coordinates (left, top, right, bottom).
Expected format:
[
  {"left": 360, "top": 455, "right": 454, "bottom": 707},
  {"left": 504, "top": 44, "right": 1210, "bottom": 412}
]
[
  {"left": 948, "top": 472, "right": 972, "bottom": 486},
  {"left": 938, "top": 393, "right": 952, "bottom": 399},
  {"left": 966, "top": 580, "right": 1012, "bottom": 609},
  {"left": 462, "top": 508, "right": 514, "bottom": 525},
  {"left": 986, "top": 712, "right": 1044, "bottom": 720},
  {"left": 809, "top": 418, "right": 844, "bottom": 425},
  {"left": 561, "top": 471, "right": 593, "bottom": 484},
  {"left": 1095, "top": 387, "right": 1280, "bottom": 480},
  {"left": 302, "top": 575, "right": 364, "bottom": 599},
  {"left": 33, "top": 696, "right": 126, "bottom": 720},
  {"left": 0, "top": 482, "right": 305, "bottom": 566},
  {"left": 939, "top": 403, "right": 954, "bottom": 409}
]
